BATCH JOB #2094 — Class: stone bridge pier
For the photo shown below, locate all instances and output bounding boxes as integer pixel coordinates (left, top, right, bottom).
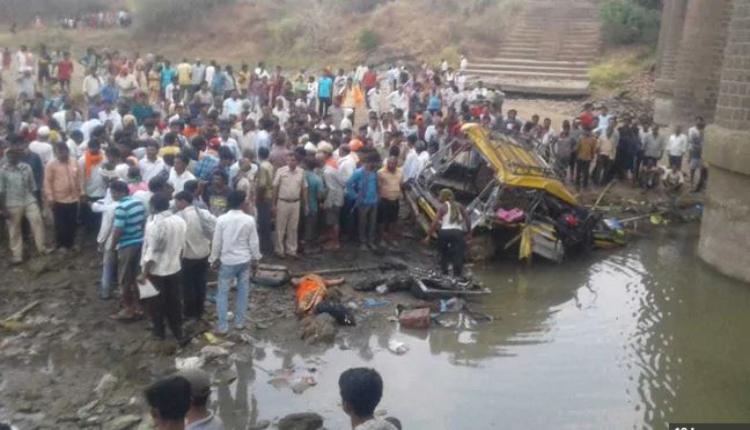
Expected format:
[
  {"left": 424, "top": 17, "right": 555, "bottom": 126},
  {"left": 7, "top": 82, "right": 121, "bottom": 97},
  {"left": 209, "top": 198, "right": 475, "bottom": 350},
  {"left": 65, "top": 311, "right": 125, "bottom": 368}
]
[
  {"left": 656, "top": 0, "right": 750, "bottom": 282},
  {"left": 697, "top": 0, "right": 750, "bottom": 282}
]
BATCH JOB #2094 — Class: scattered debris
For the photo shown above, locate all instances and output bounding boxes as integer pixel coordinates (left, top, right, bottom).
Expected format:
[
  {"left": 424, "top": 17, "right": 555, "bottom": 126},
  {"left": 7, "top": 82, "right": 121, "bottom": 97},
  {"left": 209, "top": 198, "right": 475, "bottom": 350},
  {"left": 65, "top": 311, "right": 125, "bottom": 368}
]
[
  {"left": 362, "top": 298, "right": 390, "bottom": 309},
  {"left": 440, "top": 298, "right": 466, "bottom": 313},
  {"left": 175, "top": 356, "right": 205, "bottom": 370},
  {"left": 398, "top": 308, "right": 431, "bottom": 329},
  {"left": 388, "top": 340, "right": 409, "bottom": 355},
  {"left": 291, "top": 376, "right": 318, "bottom": 394},
  {"left": 0, "top": 300, "right": 41, "bottom": 331},
  {"left": 94, "top": 373, "right": 119, "bottom": 398}
]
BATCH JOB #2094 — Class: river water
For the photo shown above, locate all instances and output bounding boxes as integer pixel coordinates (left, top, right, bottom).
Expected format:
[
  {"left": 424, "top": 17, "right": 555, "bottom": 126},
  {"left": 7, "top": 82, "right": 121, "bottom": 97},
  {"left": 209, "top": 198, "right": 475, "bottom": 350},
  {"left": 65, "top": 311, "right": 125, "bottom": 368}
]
[{"left": 217, "top": 225, "right": 750, "bottom": 429}]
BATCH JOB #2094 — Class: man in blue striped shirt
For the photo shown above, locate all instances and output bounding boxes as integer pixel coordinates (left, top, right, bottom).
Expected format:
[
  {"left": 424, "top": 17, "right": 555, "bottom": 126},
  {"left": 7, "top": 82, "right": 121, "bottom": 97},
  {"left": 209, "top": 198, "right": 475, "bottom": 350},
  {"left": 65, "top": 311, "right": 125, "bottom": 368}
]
[{"left": 110, "top": 180, "right": 146, "bottom": 321}]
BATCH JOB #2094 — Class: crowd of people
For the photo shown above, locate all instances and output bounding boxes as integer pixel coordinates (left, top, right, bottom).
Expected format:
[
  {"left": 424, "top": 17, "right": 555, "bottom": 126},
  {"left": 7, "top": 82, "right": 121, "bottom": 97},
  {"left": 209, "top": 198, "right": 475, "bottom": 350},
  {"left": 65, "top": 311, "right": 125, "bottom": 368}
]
[
  {"left": 542, "top": 103, "right": 706, "bottom": 195},
  {"left": 0, "top": 45, "right": 704, "bottom": 342}
]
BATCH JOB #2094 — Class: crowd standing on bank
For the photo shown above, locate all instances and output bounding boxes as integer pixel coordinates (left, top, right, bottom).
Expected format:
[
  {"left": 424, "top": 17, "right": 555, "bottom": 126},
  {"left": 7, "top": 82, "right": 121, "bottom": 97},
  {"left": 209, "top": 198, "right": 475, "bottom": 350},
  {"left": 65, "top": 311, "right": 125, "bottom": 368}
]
[{"left": 0, "top": 45, "right": 704, "bottom": 342}]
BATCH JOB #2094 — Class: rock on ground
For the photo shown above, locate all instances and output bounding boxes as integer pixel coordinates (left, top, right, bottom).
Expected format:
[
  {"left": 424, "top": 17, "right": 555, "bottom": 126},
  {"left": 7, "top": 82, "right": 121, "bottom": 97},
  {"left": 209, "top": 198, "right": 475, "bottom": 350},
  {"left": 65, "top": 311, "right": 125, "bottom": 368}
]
[
  {"left": 277, "top": 412, "right": 324, "bottom": 430},
  {"left": 300, "top": 314, "right": 338, "bottom": 345},
  {"left": 104, "top": 414, "right": 142, "bottom": 430},
  {"left": 248, "top": 420, "right": 271, "bottom": 430}
]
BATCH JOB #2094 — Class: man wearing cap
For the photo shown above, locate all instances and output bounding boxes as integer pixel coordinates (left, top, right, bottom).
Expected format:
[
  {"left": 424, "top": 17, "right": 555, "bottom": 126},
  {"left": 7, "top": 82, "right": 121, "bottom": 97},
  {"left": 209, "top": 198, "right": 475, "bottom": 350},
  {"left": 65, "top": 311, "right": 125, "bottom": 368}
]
[
  {"left": 179, "top": 369, "right": 225, "bottom": 430},
  {"left": 29, "top": 126, "right": 54, "bottom": 165}
]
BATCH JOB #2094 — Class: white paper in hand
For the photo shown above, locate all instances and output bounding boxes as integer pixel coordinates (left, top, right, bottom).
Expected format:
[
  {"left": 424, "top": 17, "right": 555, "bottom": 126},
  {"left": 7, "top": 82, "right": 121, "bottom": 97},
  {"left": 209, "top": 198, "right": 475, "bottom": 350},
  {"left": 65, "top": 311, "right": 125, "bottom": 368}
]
[{"left": 138, "top": 278, "right": 159, "bottom": 299}]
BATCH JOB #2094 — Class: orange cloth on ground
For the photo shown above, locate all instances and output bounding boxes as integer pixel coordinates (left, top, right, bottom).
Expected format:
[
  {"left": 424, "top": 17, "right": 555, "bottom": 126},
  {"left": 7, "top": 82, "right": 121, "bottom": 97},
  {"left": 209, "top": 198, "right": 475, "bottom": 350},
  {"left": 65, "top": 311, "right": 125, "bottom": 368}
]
[{"left": 295, "top": 274, "right": 327, "bottom": 315}]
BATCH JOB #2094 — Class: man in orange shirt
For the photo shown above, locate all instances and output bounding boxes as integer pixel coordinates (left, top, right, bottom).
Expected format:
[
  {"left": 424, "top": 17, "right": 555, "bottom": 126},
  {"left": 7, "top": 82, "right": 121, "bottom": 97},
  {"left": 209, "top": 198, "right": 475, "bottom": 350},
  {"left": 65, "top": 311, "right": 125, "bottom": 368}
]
[{"left": 44, "top": 143, "right": 82, "bottom": 252}]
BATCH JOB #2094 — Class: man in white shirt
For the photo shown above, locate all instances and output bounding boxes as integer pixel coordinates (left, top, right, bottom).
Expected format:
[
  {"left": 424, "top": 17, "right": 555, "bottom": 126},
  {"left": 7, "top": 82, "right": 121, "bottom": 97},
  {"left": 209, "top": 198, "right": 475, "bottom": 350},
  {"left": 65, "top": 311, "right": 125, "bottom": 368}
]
[
  {"left": 456, "top": 72, "right": 467, "bottom": 92},
  {"left": 79, "top": 117, "right": 103, "bottom": 143},
  {"left": 66, "top": 129, "right": 84, "bottom": 160},
  {"left": 222, "top": 90, "right": 243, "bottom": 117},
  {"left": 168, "top": 154, "right": 196, "bottom": 195},
  {"left": 387, "top": 88, "right": 408, "bottom": 116},
  {"left": 82, "top": 68, "right": 103, "bottom": 105},
  {"left": 219, "top": 127, "right": 241, "bottom": 161},
  {"left": 416, "top": 141, "right": 430, "bottom": 175},
  {"left": 401, "top": 135, "right": 419, "bottom": 182},
  {"left": 470, "top": 82, "right": 489, "bottom": 102},
  {"left": 367, "top": 86, "right": 381, "bottom": 116},
  {"left": 387, "top": 65, "right": 400, "bottom": 91},
  {"left": 191, "top": 59, "right": 206, "bottom": 92},
  {"left": 595, "top": 106, "right": 611, "bottom": 135},
  {"left": 16, "top": 45, "right": 31, "bottom": 74},
  {"left": 29, "top": 126, "right": 54, "bottom": 165},
  {"left": 204, "top": 62, "right": 216, "bottom": 87},
  {"left": 140, "top": 193, "right": 187, "bottom": 341},
  {"left": 139, "top": 140, "right": 166, "bottom": 183},
  {"left": 209, "top": 190, "right": 261, "bottom": 335},
  {"left": 174, "top": 190, "right": 215, "bottom": 321},
  {"left": 94, "top": 192, "right": 118, "bottom": 300},
  {"left": 115, "top": 67, "right": 139, "bottom": 100},
  {"left": 667, "top": 125, "right": 688, "bottom": 170},
  {"left": 52, "top": 109, "right": 78, "bottom": 133},
  {"left": 254, "top": 62, "right": 270, "bottom": 79},
  {"left": 98, "top": 102, "right": 123, "bottom": 132},
  {"left": 337, "top": 144, "right": 358, "bottom": 184},
  {"left": 460, "top": 55, "right": 468, "bottom": 72}
]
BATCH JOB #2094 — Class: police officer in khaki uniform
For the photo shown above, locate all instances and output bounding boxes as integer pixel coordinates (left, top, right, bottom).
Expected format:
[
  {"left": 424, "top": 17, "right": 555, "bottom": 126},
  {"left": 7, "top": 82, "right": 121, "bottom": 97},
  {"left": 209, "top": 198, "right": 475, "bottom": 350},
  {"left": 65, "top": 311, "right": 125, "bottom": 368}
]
[{"left": 272, "top": 151, "right": 307, "bottom": 258}]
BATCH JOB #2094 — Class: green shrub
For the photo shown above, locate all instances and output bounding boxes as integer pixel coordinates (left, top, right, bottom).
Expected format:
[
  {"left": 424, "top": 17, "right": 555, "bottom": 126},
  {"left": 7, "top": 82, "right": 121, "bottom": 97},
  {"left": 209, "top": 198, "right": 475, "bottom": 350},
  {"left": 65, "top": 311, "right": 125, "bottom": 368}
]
[
  {"left": 358, "top": 29, "right": 380, "bottom": 53},
  {"left": 600, "top": 0, "right": 660, "bottom": 45},
  {"left": 589, "top": 51, "right": 652, "bottom": 90}
]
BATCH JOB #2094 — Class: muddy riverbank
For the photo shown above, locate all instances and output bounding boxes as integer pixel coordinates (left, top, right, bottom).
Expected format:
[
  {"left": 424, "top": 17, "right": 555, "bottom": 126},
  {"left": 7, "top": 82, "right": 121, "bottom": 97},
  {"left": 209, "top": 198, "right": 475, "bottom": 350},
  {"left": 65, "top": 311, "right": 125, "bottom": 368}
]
[{"left": 1, "top": 183, "right": 735, "bottom": 430}]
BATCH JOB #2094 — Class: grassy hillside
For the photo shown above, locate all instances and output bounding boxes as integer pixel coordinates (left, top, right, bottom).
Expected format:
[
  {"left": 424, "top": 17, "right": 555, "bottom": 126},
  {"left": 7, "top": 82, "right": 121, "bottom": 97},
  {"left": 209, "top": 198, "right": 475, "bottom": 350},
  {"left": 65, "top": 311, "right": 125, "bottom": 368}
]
[{"left": 0, "top": 0, "right": 522, "bottom": 69}]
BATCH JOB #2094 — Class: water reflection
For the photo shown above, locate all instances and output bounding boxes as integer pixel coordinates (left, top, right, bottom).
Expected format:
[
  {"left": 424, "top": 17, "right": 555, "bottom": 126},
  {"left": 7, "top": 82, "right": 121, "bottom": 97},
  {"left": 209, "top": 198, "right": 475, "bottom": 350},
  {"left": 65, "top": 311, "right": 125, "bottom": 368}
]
[{"left": 213, "top": 225, "right": 750, "bottom": 429}]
